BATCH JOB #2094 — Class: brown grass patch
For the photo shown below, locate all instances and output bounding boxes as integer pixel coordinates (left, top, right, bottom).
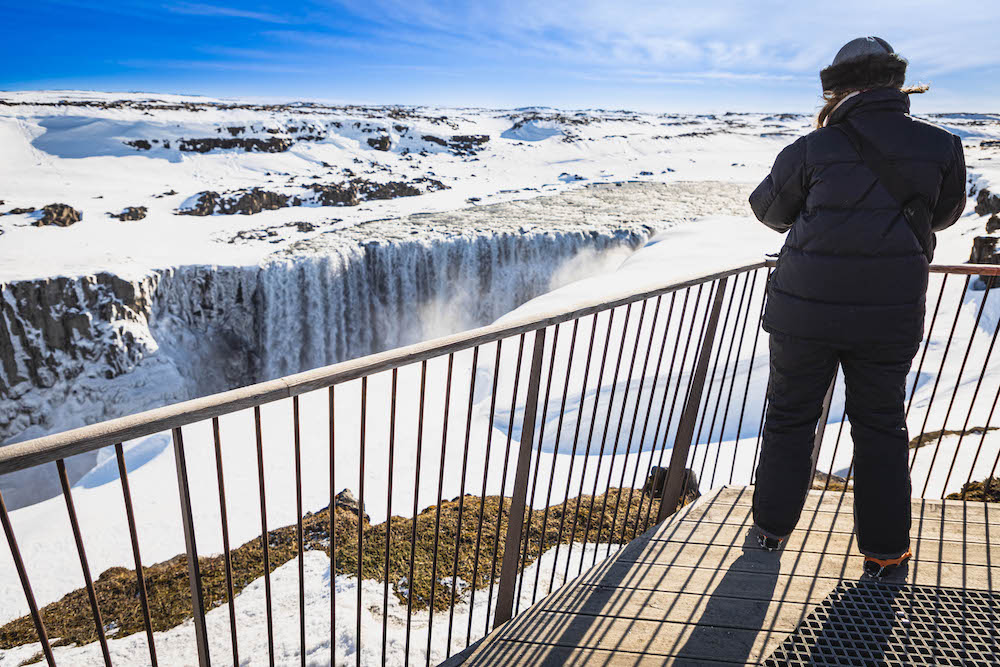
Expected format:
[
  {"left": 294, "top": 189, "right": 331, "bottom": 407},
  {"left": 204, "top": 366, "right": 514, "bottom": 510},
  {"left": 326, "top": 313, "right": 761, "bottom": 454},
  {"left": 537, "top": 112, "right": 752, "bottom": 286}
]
[
  {"left": 1, "top": 486, "right": 692, "bottom": 653},
  {"left": 945, "top": 477, "right": 1000, "bottom": 502},
  {"left": 909, "top": 426, "right": 998, "bottom": 449}
]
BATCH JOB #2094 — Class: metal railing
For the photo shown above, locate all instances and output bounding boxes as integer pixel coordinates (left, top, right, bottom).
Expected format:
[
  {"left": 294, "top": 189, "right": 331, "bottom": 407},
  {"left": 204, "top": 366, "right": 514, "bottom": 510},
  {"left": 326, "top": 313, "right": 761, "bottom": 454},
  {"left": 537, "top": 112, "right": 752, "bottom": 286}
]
[{"left": 1, "top": 259, "right": 999, "bottom": 666}]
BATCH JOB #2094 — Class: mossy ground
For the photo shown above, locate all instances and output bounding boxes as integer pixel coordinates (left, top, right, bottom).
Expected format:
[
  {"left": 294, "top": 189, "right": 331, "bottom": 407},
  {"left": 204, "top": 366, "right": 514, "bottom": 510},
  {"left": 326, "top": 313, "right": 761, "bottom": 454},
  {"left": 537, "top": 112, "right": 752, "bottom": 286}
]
[
  {"left": 908, "top": 426, "right": 998, "bottom": 449},
  {"left": 1, "top": 486, "right": 691, "bottom": 654},
  {"left": 946, "top": 477, "right": 1000, "bottom": 502}
]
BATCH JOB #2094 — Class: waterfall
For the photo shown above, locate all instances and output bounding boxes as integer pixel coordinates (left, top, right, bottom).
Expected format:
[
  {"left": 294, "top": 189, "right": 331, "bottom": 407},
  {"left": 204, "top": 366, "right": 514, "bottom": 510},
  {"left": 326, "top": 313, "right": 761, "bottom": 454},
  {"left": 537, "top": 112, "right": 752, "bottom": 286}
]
[{"left": 1, "top": 225, "right": 650, "bottom": 453}]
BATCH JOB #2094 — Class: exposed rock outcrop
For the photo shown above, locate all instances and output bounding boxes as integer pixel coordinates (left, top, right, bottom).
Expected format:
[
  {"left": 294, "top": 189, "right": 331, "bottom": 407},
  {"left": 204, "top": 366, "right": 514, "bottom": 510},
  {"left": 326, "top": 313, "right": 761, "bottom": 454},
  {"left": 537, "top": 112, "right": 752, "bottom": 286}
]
[
  {"left": 112, "top": 206, "right": 147, "bottom": 221},
  {"left": 970, "top": 236, "right": 1000, "bottom": 289},
  {"left": 976, "top": 189, "right": 1000, "bottom": 217},
  {"left": 334, "top": 488, "right": 369, "bottom": 523},
  {"left": 35, "top": 203, "right": 82, "bottom": 227},
  {"left": 421, "top": 134, "right": 489, "bottom": 156},
  {"left": 178, "top": 137, "right": 294, "bottom": 153},
  {"left": 0, "top": 273, "right": 158, "bottom": 398},
  {"left": 178, "top": 178, "right": 448, "bottom": 216},
  {"left": 366, "top": 135, "right": 391, "bottom": 151}
]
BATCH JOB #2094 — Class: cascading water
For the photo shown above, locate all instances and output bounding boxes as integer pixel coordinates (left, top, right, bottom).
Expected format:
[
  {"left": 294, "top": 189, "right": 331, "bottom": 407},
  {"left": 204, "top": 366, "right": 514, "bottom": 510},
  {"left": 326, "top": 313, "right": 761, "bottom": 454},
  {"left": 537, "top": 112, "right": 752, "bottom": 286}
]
[{"left": 0, "top": 225, "right": 649, "bottom": 506}]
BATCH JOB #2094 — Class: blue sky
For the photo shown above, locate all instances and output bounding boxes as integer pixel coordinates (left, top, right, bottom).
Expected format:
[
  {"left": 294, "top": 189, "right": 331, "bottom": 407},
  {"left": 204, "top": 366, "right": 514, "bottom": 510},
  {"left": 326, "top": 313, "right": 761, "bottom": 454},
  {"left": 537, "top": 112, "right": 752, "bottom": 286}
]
[{"left": 2, "top": 0, "right": 997, "bottom": 112}]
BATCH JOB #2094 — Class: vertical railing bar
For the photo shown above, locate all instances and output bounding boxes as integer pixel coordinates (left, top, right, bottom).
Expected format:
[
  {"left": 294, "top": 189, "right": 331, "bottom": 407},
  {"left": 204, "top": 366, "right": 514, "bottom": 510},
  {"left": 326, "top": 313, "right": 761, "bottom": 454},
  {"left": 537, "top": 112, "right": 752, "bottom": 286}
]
[
  {"left": 638, "top": 286, "right": 699, "bottom": 534},
  {"left": 485, "top": 334, "right": 525, "bottom": 633},
  {"left": 531, "top": 319, "right": 579, "bottom": 600},
  {"left": 115, "top": 442, "right": 158, "bottom": 666},
  {"left": 426, "top": 355, "right": 454, "bottom": 665},
  {"left": 493, "top": 328, "right": 547, "bottom": 629},
  {"left": 962, "top": 369, "right": 1000, "bottom": 499},
  {"left": 172, "top": 427, "right": 211, "bottom": 667},
  {"left": 809, "top": 372, "right": 838, "bottom": 483},
  {"left": 730, "top": 268, "right": 768, "bottom": 485},
  {"left": 914, "top": 276, "right": 993, "bottom": 498},
  {"left": 57, "top": 457, "right": 112, "bottom": 666},
  {"left": 447, "top": 347, "right": 478, "bottom": 657},
  {"left": 562, "top": 312, "right": 610, "bottom": 581},
  {"left": 608, "top": 295, "right": 663, "bottom": 552},
  {"left": 404, "top": 362, "right": 428, "bottom": 667},
  {"left": 550, "top": 315, "right": 599, "bottom": 593},
  {"left": 255, "top": 406, "right": 276, "bottom": 667},
  {"left": 212, "top": 418, "right": 240, "bottom": 667},
  {"left": 327, "top": 388, "right": 336, "bottom": 667},
  {"left": 819, "top": 390, "right": 849, "bottom": 503},
  {"left": 907, "top": 274, "right": 948, "bottom": 419},
  {"left": 382, "top": 370, "right": 398, "bottom": 663},
  {"left": 690, "top": 276, "right": 739, "bottom": 499},
  {"left": 749, "top": 270, "right": 776, "bottom": 486},
  {"left": 293, "top": 396, "right": 307, "bottom": 667},
  {"left": 910, "top": 275, "right": 970, "bottom": 482},
  {"left": 707, "top": 270, "right": 753, "bottom": 489},
  {"left": 357, "top": 378, "right": 367, "bottom": 667},
  {"left": 468, "top": 340, "right": 503, "bottom": 645},
  {"left": 980, "top": 380, "right": 1000, "bottom": 499},
  {"left": 516, "top": 323, "right": 561, "bottom": 610},
  {"left": 658, "top": 276, "right": 729, "bottom": 523},
  {"left": 584, "top": 303, "right": 636, "bottom": 568},
  {"left": 941, "top": 280, "right": 1000, "bottom": 498},
  {"left": 674, "top": 280, "right": 718, "bottom": 514},
  {"left": 620, "top": 292, "right": 677, "bottom": 544},
  {"left": 0, "top": 487, "right": 55, "bottom": 666}
]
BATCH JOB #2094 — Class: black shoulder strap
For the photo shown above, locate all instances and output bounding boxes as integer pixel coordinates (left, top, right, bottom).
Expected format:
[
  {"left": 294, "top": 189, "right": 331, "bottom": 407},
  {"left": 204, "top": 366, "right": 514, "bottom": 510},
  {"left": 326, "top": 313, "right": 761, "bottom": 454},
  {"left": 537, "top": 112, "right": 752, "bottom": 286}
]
[{"left": 835, "top": 121, "right": 933, "bottom": 261}]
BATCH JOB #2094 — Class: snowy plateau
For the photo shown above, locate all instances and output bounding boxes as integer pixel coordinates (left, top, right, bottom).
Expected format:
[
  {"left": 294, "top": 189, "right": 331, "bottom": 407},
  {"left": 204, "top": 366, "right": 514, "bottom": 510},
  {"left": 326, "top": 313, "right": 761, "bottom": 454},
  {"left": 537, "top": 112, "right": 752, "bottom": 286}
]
[{"left": 1, "top": 91, "right": 1000, "bottom": 666}]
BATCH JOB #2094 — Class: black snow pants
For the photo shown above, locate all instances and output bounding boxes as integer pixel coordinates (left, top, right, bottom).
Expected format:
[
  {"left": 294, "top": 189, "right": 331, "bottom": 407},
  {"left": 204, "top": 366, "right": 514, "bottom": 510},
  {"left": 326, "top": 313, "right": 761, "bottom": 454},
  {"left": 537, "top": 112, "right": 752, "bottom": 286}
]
[{"left": 752, "top": 332, "right": 919, "bottom": 559}]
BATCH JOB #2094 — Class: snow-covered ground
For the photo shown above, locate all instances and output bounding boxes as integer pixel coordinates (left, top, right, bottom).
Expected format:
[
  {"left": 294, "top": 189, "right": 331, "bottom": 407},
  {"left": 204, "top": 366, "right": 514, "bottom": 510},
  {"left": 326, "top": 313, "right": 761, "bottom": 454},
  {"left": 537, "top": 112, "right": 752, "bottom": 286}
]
[{"left": 2, "top": 91, "right": 1000, "bottom": 665}]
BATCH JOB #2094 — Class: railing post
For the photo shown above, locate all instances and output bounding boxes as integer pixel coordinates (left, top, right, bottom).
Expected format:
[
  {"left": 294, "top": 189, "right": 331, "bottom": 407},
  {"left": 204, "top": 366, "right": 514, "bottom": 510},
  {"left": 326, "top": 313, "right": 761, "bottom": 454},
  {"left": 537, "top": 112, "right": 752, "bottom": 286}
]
[
  {"left": 493, "top": 328, "right": 547, "bottom": 628},
  {"left": 810, "top": 370, "right": 838, "bottom": 481},
  {"left": 173, "top": 427, "right": 211, "bottom": 667},
  {"left": 658, "top": 277, "right": 728, "bottom": 523}
]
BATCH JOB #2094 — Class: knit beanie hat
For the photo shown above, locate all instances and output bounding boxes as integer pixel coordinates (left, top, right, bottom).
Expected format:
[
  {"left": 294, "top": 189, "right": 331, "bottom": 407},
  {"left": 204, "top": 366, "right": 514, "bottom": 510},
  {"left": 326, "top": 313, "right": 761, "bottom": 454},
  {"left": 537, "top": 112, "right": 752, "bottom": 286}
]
[{"left": 820, "top": 37, "right": 908, "bottom": 93}]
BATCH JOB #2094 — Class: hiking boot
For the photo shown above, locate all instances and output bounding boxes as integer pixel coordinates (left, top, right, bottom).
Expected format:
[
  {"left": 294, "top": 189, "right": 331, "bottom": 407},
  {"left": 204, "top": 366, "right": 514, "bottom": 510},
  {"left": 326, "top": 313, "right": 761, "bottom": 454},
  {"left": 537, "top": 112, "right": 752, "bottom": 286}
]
[
  {"left": 755, "top": 529, "right": 784, "bottom": 552},
  {"left": 863, "top": 551, "right": 912, "bottom": 580}
]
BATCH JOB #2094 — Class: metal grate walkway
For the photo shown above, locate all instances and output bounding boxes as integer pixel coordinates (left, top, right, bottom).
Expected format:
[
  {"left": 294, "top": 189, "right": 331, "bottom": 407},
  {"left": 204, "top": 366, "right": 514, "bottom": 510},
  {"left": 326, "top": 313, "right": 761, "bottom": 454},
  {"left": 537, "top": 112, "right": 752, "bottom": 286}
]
[{"left": 455, "top": 486, "right": 1000, "bottom": 665}]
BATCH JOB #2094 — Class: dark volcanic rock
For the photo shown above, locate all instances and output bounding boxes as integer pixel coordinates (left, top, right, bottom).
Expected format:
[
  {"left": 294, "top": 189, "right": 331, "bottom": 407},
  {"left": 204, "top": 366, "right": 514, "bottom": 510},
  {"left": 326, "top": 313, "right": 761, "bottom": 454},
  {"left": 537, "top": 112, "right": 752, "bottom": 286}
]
[
  {"left": 35, "top": 204, "right": 82, "bottom": 227},
  {"left": 179, "top": 177, "right": 448, "bottom": 216},
  {"left": 367, "top": 135, "right": 391, "bottom": 151},
  {"left": 178, "top": 191, "right": 222, "bottom": 216},
  {"left": 988, "top": 215, "right": 1000, "bottom": 234},
  {"left": 334, "top": 488, "right": 369, "bottom": 523},
  {"left": 420, "top": 134, "right": 489, "bottom": 156},
  {"left": 970, "top": 236, "right": 1000, "bottom": 289},
  {"left": 125, "top": 139, "right": 151, "bottom": 150},
  {"left": 179, "top": 189, "right": 290, "bottom": 216},
  {"left": 306, "top": 183, "right": 360, "bottom": 206},
  {"left": 5, "top": 207, "right": 35, "bottom": 215},
  {"left": 112, "top": 206, "right": 148, "bottom": 222},
  {"left": 976, "top": 189, "right": 1000, "bottom": 217},
  {"left": 178, "top": 136, "right": 294, "bottom": 153}
]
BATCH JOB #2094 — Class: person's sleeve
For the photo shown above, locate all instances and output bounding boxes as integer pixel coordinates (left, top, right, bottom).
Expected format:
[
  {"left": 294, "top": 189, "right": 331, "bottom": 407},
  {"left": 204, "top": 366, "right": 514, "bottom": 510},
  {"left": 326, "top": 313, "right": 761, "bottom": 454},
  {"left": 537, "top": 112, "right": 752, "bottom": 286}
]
[
  {"left": 749, "top": 136, "right": 808, "bottom": 233},
  {"left": 930, "top": 134, "right": 967, "bottom": 233}
]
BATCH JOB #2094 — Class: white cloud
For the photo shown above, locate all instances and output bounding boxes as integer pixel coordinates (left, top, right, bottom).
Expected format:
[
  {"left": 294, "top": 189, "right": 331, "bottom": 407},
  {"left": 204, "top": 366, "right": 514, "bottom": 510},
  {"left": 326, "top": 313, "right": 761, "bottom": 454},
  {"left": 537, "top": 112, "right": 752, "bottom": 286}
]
[{"left": 166, "top": 2, "right": 292, "bottom": 23}]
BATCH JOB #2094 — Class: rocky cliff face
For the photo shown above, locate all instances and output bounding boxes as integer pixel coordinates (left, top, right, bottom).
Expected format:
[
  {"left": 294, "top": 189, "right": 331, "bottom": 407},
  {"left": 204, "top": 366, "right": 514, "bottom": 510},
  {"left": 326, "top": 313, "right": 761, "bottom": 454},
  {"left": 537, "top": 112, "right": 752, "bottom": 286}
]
[
  {"left": 0, "top": 273, "right": 158, "bottom": 400},
  {"left": 0, "top": 224, "right": 650, "bottom": 446}
]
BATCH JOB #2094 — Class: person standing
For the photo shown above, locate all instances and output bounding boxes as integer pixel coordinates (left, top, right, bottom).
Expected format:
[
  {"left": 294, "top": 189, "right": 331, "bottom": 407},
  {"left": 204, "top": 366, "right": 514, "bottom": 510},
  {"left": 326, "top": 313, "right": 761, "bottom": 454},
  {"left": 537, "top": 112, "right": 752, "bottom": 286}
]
[{"left": 748, "top": 37, "right": 967, "bottom": 578}]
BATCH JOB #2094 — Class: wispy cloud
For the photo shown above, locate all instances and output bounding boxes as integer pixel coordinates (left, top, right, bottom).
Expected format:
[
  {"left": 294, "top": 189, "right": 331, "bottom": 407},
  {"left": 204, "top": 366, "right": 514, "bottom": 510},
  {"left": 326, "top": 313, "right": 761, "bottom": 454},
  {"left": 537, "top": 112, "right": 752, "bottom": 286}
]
[{"left": 165, "top": 2, "right": 292, "bottom": 23}]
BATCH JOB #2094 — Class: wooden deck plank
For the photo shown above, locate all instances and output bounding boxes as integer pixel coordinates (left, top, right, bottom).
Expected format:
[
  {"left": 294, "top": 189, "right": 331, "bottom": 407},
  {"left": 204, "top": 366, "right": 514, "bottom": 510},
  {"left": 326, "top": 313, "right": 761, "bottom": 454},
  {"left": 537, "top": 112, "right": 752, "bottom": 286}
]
[
  {"left": 649, "top": 520, "right": 1000, "bottom": 566},
  {"left": 458, "top": 487, "right": 997, "bottom": 665}
]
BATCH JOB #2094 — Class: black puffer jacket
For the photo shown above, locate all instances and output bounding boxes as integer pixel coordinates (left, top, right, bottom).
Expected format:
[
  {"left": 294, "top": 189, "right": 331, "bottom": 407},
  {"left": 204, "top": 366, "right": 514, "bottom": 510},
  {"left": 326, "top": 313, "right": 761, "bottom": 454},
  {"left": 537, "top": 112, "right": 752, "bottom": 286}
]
[{"left": 750, "top": 88, "right": 966, "bottom": 345}]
